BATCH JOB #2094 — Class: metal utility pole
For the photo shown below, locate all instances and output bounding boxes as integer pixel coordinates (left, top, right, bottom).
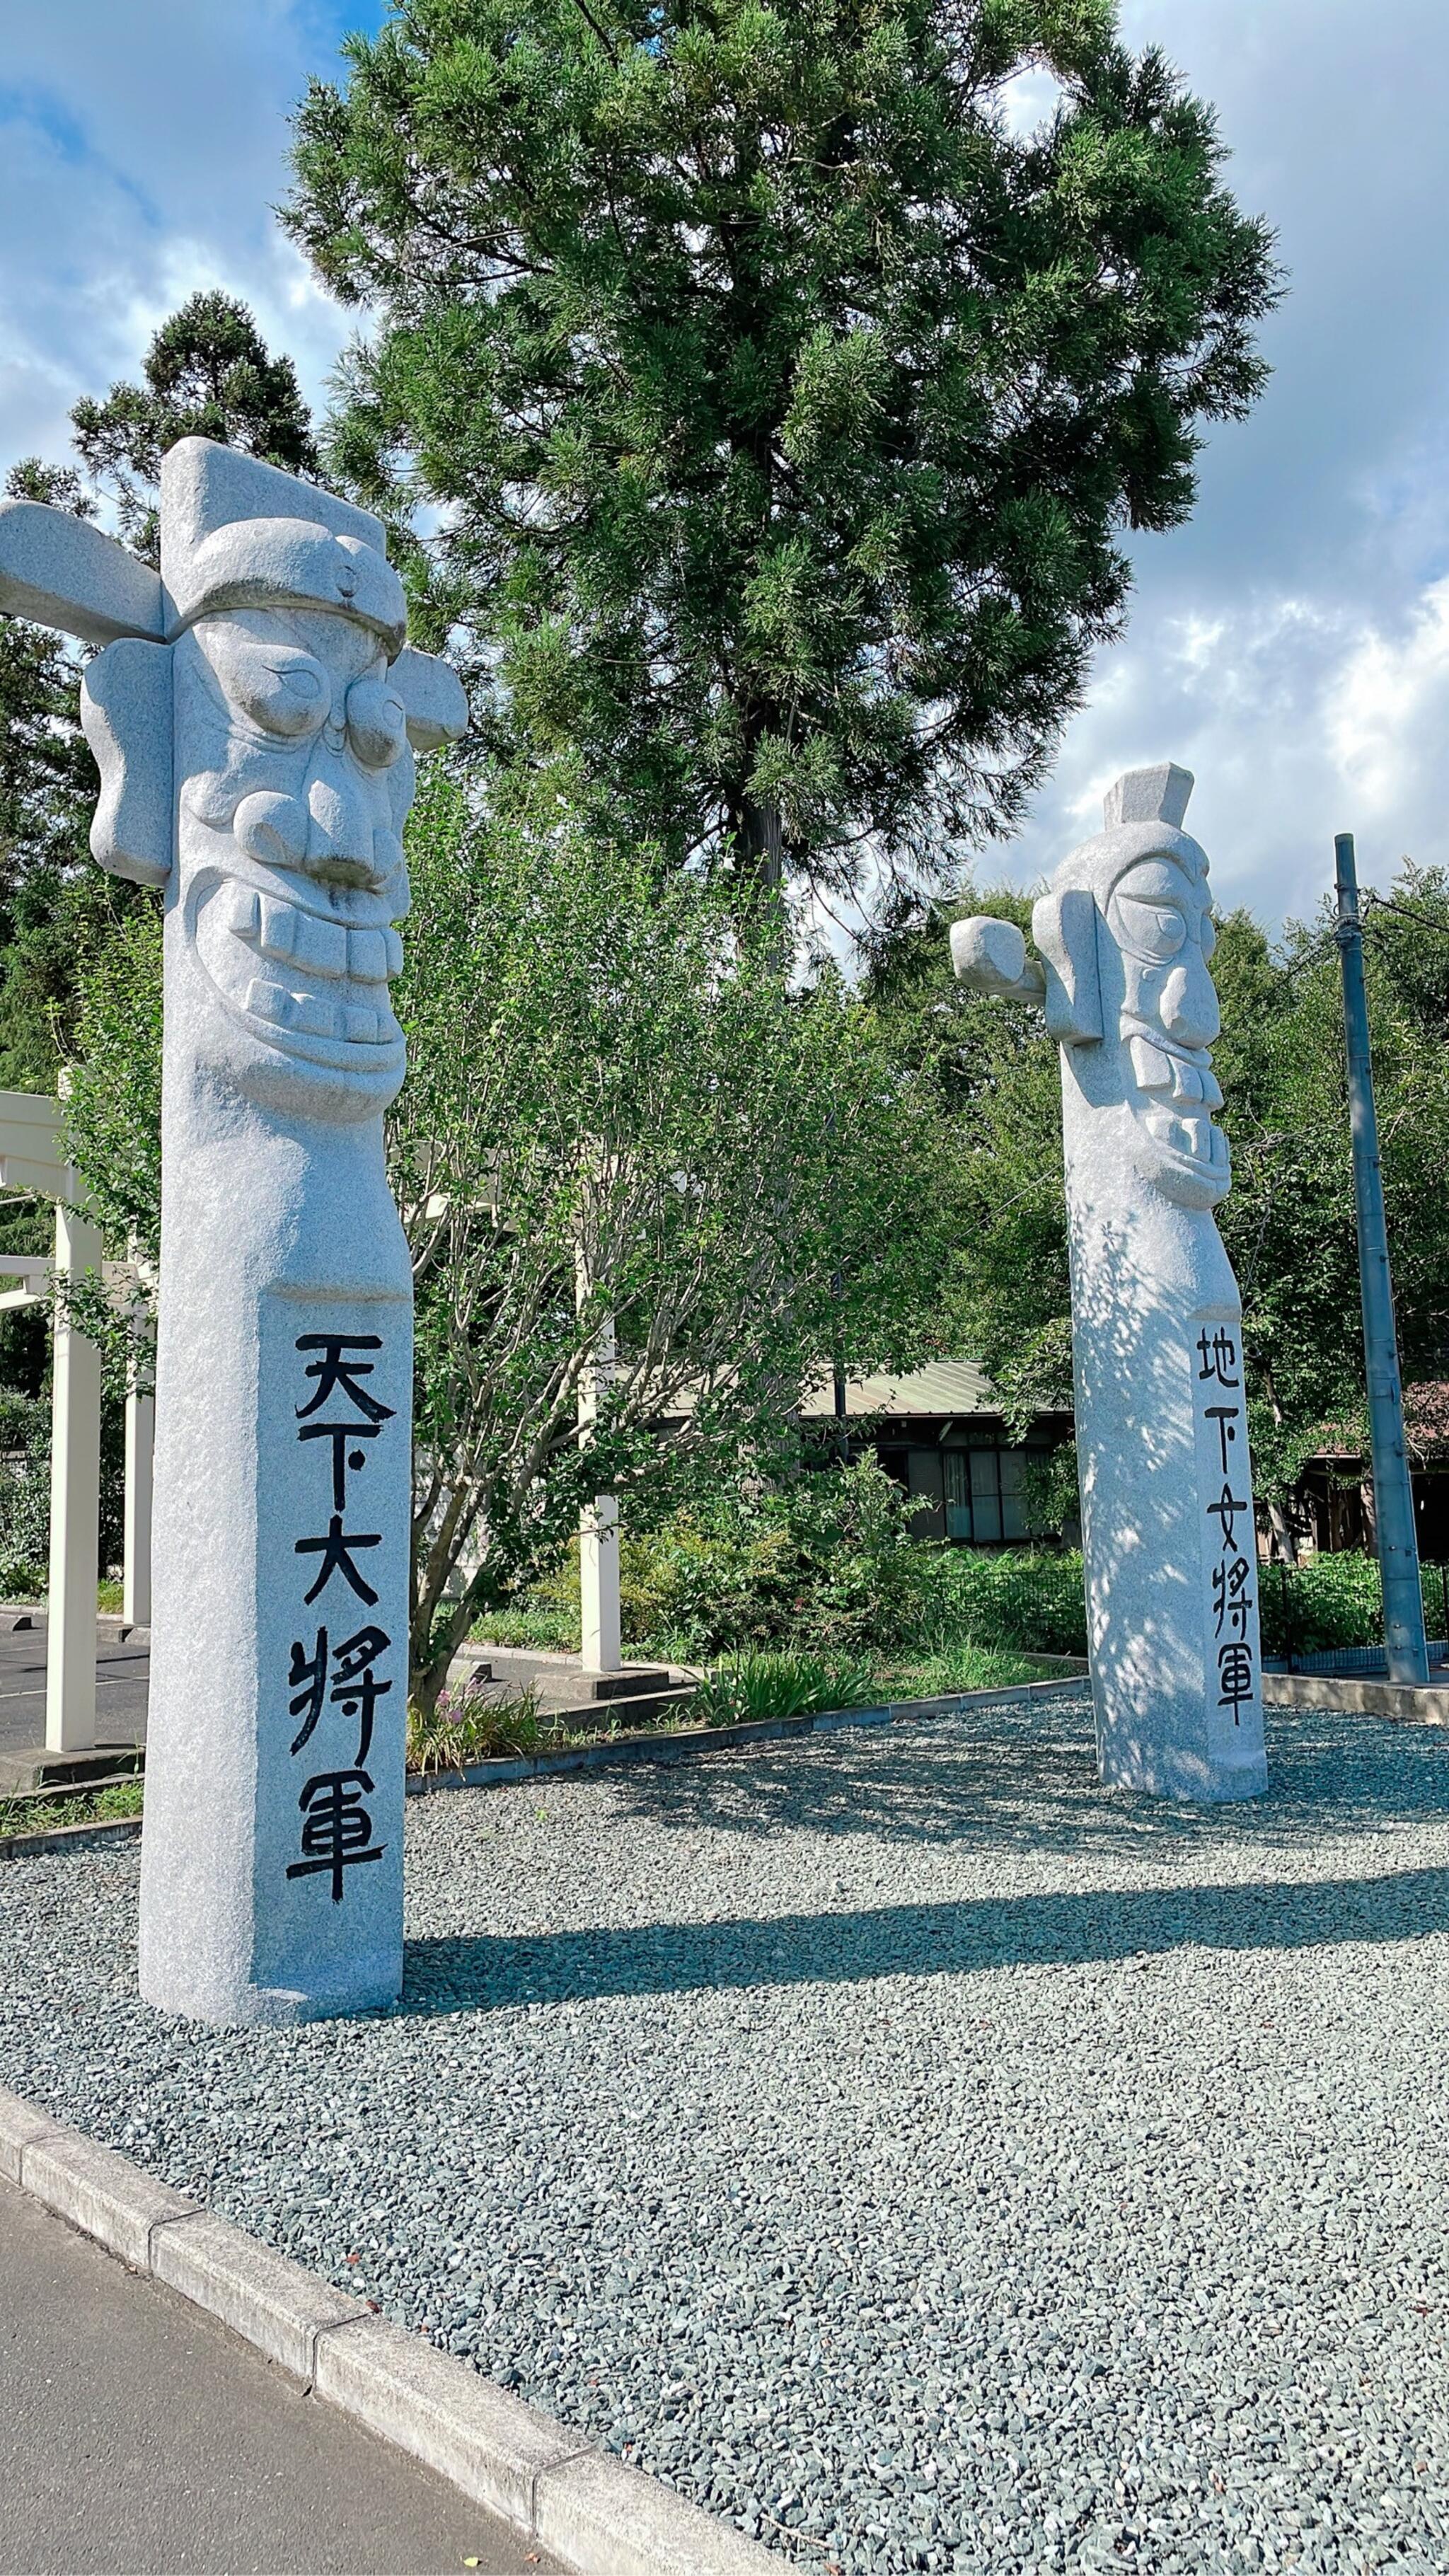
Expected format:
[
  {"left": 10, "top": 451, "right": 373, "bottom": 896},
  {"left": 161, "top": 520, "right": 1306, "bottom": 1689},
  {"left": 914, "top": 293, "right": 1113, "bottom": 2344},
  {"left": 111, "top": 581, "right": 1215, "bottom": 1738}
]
[{"left": 1334, "top": 831, "right": 1429, "bottom": 1683}]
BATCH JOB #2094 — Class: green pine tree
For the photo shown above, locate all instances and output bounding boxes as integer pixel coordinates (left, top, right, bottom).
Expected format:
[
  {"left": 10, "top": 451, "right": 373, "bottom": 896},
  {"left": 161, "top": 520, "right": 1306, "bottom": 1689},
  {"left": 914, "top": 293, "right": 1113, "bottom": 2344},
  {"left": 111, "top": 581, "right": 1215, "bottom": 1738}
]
[
  {"left": 286, "top": 0, "right": 1278, "bottom": 906},
  {"left": 71, "top": 288, "right": 317, "bottom": 562},
  {"left": 0, "top": 295, "right": 318, "bottom": 1087}
]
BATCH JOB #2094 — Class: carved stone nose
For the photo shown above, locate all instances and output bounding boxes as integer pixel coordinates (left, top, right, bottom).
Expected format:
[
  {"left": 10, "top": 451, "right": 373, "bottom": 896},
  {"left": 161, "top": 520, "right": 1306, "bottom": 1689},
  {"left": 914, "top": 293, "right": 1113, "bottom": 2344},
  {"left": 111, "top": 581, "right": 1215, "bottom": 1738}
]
[
  {"left": 1160, "top": 959, "right": 1219, "bottom": 1049},
  {"left": 306, "top": 766, "right": 379, "bottom": 879}
]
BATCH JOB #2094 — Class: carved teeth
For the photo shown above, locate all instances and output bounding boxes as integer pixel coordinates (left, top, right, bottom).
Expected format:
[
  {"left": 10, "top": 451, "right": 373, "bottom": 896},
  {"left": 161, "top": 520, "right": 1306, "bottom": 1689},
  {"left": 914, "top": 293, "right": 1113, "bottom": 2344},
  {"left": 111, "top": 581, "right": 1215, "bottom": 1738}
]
[
  {"left": 225, "top": 890, "right": 400, "bottom": 1046},
  {"left": 1200, "top": 1066, "right": 1223, "bottom": 1109},
  {"left": 242, "top": 975, "right": 391, "bottom": 1046},
  {"left": 1129, "top": 1037, "right": 1172, "bottom": 1092},
  {"left": 348, "top": 928, "right": 388, "bottom": 984},
  {"left": 246, "top": 977, "right": 295, "bottom": 1030},
  {"left": 1146, "top": 1108, "right": 1205, "bottom": 1159},
  {"left": 383, "top": 928, "right": 404, "bottom": 978},
  {"left": 1174, "top": 1060, "right": 1204, "bottom": 1102},
  {"left": 1210, "top": 1122, "right": 1231, "bottom": 1170},
  {"left": 292, "top": 911, "right": 350, "bottom": 978},
  {"left": 258, "top": 896, "right": 296, "bottom": 962}
]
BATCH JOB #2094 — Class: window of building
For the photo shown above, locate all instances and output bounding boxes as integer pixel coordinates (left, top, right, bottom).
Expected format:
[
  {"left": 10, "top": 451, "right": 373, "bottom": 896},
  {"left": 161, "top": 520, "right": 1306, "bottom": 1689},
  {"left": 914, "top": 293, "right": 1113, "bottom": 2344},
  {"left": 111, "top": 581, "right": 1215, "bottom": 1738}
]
[{"left": 896, "top": 1437, "right": 1044, "bottom": 1545}]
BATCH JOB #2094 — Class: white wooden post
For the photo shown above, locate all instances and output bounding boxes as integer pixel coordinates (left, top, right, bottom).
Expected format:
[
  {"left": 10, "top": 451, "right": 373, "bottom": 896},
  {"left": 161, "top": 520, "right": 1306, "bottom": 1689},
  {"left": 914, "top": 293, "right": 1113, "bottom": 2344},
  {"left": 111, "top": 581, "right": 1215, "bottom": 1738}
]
[
  {"left": 46, "top": 1196, "right": 103, "bottom": 1751},
  {"left": 580, "top": 1494, "right": 623, "bottom": 1673},
  {"left": 123, "top": 1381, "right": 154, "bottom": 1629},
  {"left": 576, "top": 1280, "right": 623, "bottom": 1673}
]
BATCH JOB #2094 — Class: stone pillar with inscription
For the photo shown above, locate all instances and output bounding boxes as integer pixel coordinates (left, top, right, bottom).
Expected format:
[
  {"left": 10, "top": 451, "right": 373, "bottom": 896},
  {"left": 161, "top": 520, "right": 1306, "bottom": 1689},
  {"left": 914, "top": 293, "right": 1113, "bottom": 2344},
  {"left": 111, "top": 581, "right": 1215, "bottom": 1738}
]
[
  {"left": 0, "top": 439, "right": 467, "bottom": 2017},
  {"left": 951, "top": 766, "right": 1267, "bottom": 1802}
]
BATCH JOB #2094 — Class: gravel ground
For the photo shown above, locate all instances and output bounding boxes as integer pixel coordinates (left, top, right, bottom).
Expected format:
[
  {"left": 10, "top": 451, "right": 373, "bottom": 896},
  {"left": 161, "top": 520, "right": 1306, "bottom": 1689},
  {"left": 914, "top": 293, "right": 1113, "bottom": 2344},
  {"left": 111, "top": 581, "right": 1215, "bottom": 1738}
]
[{"left": 3, "top": 1687, "right": 1449, "bottom": 2576}]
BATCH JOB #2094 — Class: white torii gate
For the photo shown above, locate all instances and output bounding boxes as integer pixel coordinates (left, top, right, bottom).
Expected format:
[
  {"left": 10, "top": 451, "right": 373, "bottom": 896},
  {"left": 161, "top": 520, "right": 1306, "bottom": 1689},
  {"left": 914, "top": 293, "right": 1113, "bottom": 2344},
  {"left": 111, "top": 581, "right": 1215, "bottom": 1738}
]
[{"left": 0, "top": 1088, "right": 152, "bottom": 1753}]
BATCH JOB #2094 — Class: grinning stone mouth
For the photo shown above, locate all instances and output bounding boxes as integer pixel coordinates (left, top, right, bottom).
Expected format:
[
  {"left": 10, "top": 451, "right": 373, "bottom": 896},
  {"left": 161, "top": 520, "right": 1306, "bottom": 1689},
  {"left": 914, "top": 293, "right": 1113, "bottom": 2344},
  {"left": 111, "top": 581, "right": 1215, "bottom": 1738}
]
[
  {"left": 1126, "top": 1029, "right": 1229, "bottom": 1180},
  {"left": 190, "top": 871, "right": 405, "bottom": 1065}
]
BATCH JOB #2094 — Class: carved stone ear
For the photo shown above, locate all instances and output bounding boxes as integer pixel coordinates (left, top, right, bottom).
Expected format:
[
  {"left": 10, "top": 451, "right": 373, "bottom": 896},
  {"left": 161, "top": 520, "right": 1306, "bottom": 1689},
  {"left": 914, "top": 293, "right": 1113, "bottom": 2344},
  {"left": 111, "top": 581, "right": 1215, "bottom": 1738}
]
[
  {"left": 389, "top": 645, "right": 468, "bottom": 751},
  {"left": 1032, "top": 888, "right": 1102, "bottom": 1045},
  {"left": 81, "top": 640, "right": 174, "bottom": 887}
]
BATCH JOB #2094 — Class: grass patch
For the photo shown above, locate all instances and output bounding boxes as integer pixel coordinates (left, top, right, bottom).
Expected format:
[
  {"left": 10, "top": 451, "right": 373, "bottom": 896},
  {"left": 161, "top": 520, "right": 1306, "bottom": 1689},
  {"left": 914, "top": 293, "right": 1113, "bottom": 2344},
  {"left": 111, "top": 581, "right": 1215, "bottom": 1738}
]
[
  {"left": 866, "top": 1644, "right": 1049, "bottom": 1699},
  {"left": 0, "top": 1775, "right": 144, "bottom": 1838},
  {"left": 469, "top": 1606, "right": 579, "bottom": 1652}
]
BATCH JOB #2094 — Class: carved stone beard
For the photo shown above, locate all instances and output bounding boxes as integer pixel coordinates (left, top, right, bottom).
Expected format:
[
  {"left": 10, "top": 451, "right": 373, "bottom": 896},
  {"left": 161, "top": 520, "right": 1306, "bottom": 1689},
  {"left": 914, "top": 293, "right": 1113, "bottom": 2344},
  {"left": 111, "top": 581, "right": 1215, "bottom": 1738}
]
[
  {"left": 172, "top": 608, "right": 414, "bottom": 1126},
  {"left": 1070, "top": 846, "right": 1230, "bottom": 1216}
]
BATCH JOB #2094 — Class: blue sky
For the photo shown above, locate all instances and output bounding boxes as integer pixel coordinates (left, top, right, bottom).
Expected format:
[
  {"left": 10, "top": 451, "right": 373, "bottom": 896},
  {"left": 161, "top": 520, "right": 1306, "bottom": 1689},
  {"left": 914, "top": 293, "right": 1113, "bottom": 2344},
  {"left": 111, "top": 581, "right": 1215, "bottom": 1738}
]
[{"left": 2, "top": 0, "right": 1445, "bottom": 928}]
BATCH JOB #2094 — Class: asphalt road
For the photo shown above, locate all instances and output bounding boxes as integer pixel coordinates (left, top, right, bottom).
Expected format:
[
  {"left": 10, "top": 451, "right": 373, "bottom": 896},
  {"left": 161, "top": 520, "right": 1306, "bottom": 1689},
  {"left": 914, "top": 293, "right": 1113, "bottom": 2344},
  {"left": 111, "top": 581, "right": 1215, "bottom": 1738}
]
[
  {"left": 0, "top": 1617, "right": 149, "bottom": 1764},
  {"left": 0, "top": 2176, "right": 563, "bottom": 2576}
]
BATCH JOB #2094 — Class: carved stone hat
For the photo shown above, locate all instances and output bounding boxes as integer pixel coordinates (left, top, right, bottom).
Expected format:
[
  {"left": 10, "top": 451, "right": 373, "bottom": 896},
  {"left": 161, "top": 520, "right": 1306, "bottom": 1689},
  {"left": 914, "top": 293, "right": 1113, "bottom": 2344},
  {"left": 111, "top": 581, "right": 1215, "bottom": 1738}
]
[{"left": 159, "top": 440, "right": 408, "bottom": 652}]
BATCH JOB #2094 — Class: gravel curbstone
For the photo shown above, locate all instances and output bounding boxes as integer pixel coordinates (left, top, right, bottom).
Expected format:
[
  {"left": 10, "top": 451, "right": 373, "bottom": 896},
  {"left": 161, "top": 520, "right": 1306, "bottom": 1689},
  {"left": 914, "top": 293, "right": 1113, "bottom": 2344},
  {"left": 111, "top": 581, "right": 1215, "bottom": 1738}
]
[
  {"left": 18, "top": 2122, "right": 199, "bottom": 2270},
  {"left": 535, "top": 2447, "right": 773, "bottom": 2576},
  {"left": 151, "top": 2210, "right": 371, "bottom": 2381},
  {"left": 313, "top": 2314, "right": 591, "bottom": 2527},
  {"left": 1, "top": 2083, "right": 777, "bottom": 2575},
  {"left": 0, "top": 2081, "right": 62, "bottom": 2182}
]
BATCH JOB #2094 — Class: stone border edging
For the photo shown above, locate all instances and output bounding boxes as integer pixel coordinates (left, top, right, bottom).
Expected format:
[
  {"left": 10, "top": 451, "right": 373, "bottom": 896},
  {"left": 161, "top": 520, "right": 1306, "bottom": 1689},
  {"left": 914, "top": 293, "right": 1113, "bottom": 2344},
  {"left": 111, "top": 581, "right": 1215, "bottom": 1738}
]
[
  {"left": 0, "top": 2084, "right": 774, "bottom": 2576},
  {"left": 0, "top": 1677, "right": 1088, "bottom": 1856},
  {"left": 408, "top": 1673, "right": 1087, "bottom": 1797},
  {"left": 0, "top": 1815, "right": 145, "bottom": 1860},
  {"left": 1263, "top": 1672, "right": 1449, "bottom": 1723}
]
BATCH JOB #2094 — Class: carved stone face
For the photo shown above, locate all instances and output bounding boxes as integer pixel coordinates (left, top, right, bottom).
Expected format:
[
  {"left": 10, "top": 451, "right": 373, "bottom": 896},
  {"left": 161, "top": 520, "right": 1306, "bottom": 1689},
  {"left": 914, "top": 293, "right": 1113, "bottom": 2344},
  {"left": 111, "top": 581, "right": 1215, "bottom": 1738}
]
[
  {"left": 1098, "top": 846, "right": 1228, "bottom": 1211},
  {"left": 175, "top": 605, "right": 413, "bottom": 1122}
]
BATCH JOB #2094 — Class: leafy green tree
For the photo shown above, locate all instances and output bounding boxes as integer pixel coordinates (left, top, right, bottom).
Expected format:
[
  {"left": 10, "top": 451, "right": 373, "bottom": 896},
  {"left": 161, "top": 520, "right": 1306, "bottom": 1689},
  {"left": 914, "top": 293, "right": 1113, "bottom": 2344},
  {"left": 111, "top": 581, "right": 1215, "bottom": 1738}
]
[
  {"left": 64, "top": 782, "right": 955, "bottom": 1710},
  {"left": 285, "top": 0, "right": 1278, "bottom": 902},
  {"left": 71, "top": 289, "right": 317, "bottom": 560}
]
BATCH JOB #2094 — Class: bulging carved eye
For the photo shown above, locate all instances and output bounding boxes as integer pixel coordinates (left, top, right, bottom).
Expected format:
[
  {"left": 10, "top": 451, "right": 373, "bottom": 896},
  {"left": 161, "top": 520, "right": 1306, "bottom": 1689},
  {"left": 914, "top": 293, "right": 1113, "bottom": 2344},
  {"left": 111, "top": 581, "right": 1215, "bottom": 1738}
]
[
  {"left": 346, "top": 676, "right": 408, "bottom": 770},
  {"left": 1114, "top": 896, "right": 1187, "bottom": 963},
  {"left": 231, "top": 652, "right": 329, "bottom": 739}
]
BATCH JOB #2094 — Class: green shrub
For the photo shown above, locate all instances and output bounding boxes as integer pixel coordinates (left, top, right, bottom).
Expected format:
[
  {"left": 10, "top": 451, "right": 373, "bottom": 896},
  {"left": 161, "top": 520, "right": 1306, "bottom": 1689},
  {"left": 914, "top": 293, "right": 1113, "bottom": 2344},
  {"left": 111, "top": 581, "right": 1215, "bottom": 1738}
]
[
  {"left": 469, "top": 1604, "right": 579, "bottom": 1652},
  {"left": 1257, "top": 1552, "right": 1449, "bottom": 1656},
  {"left": 0, "top": 1393, "right": 50, "bottom": 1597},
  {"left": 693, "top": 1651, "right": 882, "bottom": 1728},
  {"left": 491, "top": 1462, "right": 1095, "bottom": 1660},
  {"left": 584, "top": 1459, "right": 929, "bottom": 1657},
  {"left": 910, "top": 1546, "right": 1089, "bottom": 1657},
  {"left": 0, "top": 1389, "right": 129, "bottom": 1598}
]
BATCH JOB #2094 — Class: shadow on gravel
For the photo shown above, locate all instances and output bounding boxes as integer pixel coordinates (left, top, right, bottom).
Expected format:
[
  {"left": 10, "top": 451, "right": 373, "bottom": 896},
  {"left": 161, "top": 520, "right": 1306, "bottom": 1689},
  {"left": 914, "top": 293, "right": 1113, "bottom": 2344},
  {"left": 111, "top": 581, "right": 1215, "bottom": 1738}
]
[
  {"left": 593, "top": 1697, "right": 1449, "bottom": 1854},
  {"left": 403, "top": 1863, "right": 1449, "bottom": 2013}
]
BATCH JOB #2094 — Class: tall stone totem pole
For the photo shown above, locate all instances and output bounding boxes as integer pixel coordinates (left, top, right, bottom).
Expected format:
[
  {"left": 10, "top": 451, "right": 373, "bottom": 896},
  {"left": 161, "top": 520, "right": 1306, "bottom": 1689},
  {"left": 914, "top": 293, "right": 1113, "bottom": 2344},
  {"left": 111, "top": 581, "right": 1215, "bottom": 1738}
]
[
  {"left": 952, "top": 766, "right": 1267, "bottom": 1803},
  {"left": 0, "top": 440, "right": 467, "bottom": 2019}
]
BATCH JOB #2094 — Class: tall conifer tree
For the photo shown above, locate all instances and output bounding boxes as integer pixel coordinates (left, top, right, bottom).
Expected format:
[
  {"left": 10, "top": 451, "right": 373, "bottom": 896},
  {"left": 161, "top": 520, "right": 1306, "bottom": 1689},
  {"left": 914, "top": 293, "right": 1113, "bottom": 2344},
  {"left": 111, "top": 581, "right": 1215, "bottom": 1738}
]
[{"left": 287, "top": 0, "right": 1278, "bottom": 904}]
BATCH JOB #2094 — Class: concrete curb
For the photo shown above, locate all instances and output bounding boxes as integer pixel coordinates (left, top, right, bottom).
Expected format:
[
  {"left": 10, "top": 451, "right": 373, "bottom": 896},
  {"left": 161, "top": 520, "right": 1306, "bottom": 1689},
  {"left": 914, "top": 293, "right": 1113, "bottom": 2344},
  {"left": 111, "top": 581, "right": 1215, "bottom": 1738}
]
[
  {"left": 1263, "top": 1671, "right": 1449, "bottom": 1723},
  {"left": 0, "top": 1815, "right": 144, "bottom": 1859},
  {"left": 0, "top": 2085, "right": 775, "bottom": 2576}
]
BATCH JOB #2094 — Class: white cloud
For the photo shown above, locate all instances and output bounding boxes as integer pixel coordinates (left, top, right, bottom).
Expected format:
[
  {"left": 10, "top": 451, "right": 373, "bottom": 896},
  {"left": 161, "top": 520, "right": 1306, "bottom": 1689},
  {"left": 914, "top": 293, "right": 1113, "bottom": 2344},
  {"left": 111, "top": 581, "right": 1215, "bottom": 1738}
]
[
  {"left": 1327, "top": 578, "right": 1449, "bottom": 826},
  {"left": 0, "top": 1, "right": 371, "bottom": 471}
]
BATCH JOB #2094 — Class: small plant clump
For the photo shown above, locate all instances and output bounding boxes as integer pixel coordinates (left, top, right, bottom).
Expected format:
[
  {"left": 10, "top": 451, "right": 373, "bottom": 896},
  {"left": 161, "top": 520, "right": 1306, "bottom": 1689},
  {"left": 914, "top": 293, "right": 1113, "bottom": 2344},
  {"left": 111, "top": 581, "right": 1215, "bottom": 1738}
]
[
  {"left": 405, "top": 1682, "right": 545, "bottom": 1779},
  {"left": 692, "top": 1651, "right": 882, "bottom": 1730}
]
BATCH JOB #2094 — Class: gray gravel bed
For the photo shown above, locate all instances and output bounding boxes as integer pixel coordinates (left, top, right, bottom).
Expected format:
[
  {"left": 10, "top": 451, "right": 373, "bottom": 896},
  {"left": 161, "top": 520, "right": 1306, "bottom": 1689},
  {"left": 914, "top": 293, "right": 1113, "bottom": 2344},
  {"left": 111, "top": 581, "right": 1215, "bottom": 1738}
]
[{"left": 3, "top": 1689, "right": 1448, "bottom": 2575}]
